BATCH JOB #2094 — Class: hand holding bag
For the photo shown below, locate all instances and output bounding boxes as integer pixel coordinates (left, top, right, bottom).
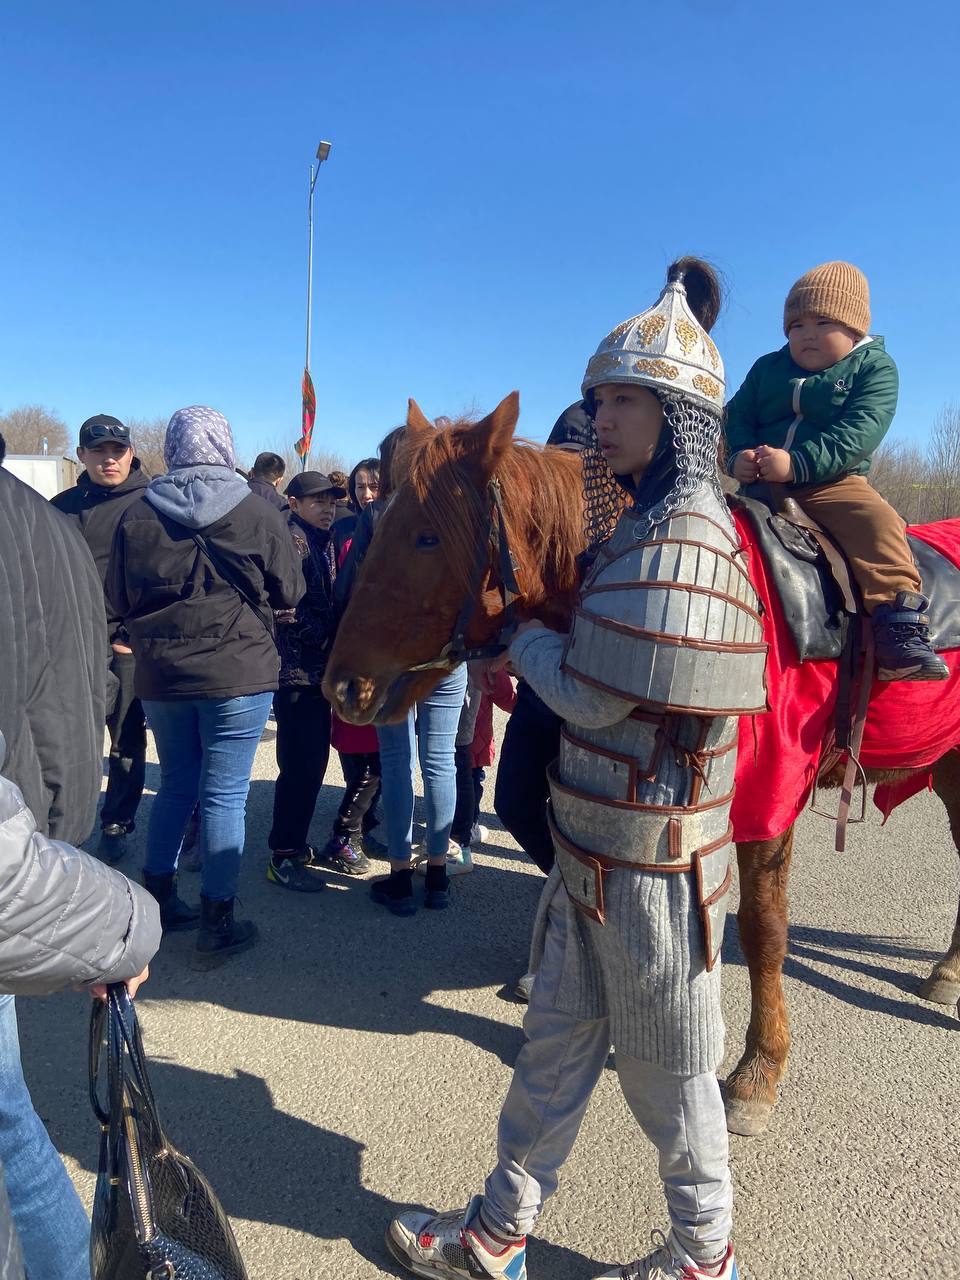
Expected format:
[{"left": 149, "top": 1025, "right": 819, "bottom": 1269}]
[{"left": 89, "top": 985, "right": 248, "bottom": 1280}]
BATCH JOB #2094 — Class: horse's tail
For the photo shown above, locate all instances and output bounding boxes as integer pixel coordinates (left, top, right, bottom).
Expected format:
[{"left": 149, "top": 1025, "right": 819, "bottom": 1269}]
[{"left": 667, "top": 257, "right": 722, "bottom": 333}]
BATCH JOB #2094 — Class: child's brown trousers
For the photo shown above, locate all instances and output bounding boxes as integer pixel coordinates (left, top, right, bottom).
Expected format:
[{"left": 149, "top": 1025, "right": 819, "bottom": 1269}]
[{"left": 793, "top": 474, "right": 921, "bottom": 613}]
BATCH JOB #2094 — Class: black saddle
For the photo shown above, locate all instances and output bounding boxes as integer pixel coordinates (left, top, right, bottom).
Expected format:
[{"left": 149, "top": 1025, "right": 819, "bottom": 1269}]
[{"left": 729, "top": 492, "right": 960, "bottom": 662}]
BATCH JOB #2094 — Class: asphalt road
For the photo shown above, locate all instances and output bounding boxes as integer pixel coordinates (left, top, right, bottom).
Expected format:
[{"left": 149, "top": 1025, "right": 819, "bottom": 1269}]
[{"left": 17, "top": 714, "right": 960, "bottom": 1279}]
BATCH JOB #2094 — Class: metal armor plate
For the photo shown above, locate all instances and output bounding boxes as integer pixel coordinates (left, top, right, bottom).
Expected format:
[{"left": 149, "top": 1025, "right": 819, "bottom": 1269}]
[{"left": 562, "top": 488, "right": 768, "bottom": 716}]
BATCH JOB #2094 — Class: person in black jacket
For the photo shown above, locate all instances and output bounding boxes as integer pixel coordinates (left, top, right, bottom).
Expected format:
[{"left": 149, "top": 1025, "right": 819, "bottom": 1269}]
[
  {"left": 107, "top": 406, "right": 304, "bottom": 969},
  {"left": 0, "top": 444, "right": 107, "bottom": 845},
  {"left": 51, "top": 414, "right": 151, "bottom": 864},
  {"left": 265, "top": 471, "right": 370, "bottom": 890},
  {"left": 0, "top": 434, "right": 160, "bottom": 1279},
  {"left": 247, "top": 451, "right": 289, "bottom": 511}
]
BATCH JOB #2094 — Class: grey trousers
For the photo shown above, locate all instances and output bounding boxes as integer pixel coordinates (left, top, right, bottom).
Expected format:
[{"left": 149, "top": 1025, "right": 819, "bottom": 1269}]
[{"left": 482, "top": 890, "right": 732, "bottom": 1267}]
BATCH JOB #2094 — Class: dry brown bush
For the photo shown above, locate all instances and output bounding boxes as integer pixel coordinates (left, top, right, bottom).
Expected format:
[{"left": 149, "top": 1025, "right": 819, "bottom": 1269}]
[{"left": 0, "top": 405, "right": 70, "bottom": 457}]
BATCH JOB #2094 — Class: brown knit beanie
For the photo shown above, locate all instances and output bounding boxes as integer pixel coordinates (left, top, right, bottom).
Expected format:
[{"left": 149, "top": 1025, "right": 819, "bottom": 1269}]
[{"left": 783, "top": 261, "right": 871, "bottom": 337}]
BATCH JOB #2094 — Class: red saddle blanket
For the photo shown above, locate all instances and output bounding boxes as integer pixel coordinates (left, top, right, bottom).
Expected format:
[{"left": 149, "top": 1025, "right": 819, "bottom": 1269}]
[{"left": 730, "top": 514, "right": 960, "bottom": 842}]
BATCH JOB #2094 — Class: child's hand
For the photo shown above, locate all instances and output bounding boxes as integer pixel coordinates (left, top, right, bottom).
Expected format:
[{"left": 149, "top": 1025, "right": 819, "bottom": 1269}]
[
  {"left": 755, "top": 446, "right": 795, "bottom": 483},
  {"left": 731, "top": 449, "right": 760, "bottom": 484}
]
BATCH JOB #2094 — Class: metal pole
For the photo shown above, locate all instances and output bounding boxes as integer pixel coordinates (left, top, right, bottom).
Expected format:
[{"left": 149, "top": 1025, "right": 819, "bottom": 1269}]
[
  {"left": 303, "top": 163, "right": 316, "bottom": 470},
  {"left": 305, "top": 162, "right": 316, "bottom": 374}
]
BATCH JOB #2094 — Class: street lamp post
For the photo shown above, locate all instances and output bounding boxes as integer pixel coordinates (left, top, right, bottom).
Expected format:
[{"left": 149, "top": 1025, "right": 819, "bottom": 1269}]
[{"left": 302, "top": 139, "right": 331, "bottom": 468}]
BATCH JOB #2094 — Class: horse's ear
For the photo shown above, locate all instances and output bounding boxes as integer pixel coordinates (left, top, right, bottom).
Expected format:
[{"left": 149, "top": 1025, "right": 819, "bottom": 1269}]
[
  {"left": 405, "top": 398, "right": 435, "bottom": 448},
  {"left": 462, "top": 391, "right": 520, "bottom": 477}
]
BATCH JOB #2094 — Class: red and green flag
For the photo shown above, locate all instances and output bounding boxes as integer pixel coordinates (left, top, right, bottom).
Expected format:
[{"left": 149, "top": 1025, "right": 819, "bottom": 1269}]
[{"left": 295, "top": 368, "right": 316, "bottom": 459}]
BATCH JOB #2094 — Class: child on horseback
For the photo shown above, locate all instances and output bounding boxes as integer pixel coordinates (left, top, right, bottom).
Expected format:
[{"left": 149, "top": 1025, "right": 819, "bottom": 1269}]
[
  {"left": 385, "top": 259, "right": 765, "bottom": 1280},
  {"left": 725, "top": 260, "right": 948, "bottom": 681}
]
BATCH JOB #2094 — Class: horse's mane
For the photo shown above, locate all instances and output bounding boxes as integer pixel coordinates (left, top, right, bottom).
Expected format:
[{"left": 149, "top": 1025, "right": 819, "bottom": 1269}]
[{"left": 404, "top": 419, "right": 584, "bottom": 608}]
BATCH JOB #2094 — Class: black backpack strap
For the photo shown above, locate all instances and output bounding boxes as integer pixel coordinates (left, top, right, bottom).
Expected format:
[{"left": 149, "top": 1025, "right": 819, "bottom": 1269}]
[{"left": 190, "top": 531, "right": 275, "bottom": 636}]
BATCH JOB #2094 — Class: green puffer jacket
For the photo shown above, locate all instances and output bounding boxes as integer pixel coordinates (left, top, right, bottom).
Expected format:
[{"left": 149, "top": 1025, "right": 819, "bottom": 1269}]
[{"left": 724, "top": 337, "right": 899, "bottom": 486}]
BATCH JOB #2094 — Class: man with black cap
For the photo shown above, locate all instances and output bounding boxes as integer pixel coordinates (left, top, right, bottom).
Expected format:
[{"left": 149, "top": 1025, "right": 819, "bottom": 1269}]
[
  {"left": 266, "top": 470, "right": 360, "bottom": 891},
  {"left": 51, "top": 414, "right": 150, "bottom": 862}
]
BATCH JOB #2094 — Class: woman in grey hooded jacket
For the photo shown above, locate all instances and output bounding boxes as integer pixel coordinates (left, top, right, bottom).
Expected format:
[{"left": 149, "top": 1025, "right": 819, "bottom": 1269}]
[
  {"left": 107, "top": 406, "right": 304, "bottom": 970},
  {"left": 0, "top": 731, "right": 161, "bottom": 1280}
]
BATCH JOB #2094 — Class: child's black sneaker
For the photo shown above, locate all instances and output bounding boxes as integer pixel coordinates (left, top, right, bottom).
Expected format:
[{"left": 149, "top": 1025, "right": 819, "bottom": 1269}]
[
  {"left": 872, "top": 592, "right": 949, "bottom": 681},
  {"left": 266, "top": 847, "right": 327, "bottom": 893},
  {"left": 321, "top": 834, "right": 371, "bottom": 876}
]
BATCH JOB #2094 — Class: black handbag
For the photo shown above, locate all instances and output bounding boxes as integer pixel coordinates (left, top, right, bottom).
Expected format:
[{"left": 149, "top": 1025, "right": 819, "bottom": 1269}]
[{"left": 89, "top": 986, "right": 249, "bottom": 1280}]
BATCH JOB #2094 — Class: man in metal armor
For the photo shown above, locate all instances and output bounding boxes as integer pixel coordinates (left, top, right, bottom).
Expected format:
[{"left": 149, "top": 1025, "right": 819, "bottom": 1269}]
[{"left": 386, "top": 259, "right": 767, "bottom": 1280}]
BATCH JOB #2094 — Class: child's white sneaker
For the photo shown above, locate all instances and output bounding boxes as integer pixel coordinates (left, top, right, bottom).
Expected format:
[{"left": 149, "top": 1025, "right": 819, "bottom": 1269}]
[
  {"left": 415, "top": 841, "right": 474, "bottom": 876},
  {"left": 386, "top": 1195, "right": 527, "bottom": 1279},
  {"left": 596, "top": 1232, "right": 736, "bottom": 1279}
]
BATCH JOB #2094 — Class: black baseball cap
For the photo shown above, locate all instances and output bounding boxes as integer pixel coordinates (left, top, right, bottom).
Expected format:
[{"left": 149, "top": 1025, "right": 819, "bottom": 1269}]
[
  {"left": 286, "top": 471, "right": 348, "bottom": 500},
  {"left": 79, "top": 415, "right": 131, "bottom": 448},
  {"left": 546, "top": 401, "right": 593, "bottom": 452}
]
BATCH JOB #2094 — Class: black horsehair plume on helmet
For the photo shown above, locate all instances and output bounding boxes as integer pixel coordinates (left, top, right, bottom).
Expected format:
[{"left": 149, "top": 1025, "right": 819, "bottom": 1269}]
[{"left": 665, "top": 257, "right": 722, "bottom": 333}]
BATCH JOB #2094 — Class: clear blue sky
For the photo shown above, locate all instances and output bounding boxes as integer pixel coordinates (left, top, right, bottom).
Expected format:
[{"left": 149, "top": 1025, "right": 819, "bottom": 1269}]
[{"left": 2, "top": 0, "right": 958, "bottom": 465}]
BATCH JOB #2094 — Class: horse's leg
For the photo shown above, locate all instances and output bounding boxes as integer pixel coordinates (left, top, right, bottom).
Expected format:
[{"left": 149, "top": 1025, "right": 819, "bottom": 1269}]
[
  {"left": 918, "top": 750, "right": 960, "bottom": 1005},
  {"left": 723, "top": 829, "right": 795, "bottom": 1137}
]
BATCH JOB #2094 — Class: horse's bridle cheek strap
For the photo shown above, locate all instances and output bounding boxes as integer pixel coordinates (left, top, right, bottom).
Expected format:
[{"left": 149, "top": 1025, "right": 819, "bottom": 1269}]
[{"left": 404, "top": 476, "right": 523, "bottom": 674}]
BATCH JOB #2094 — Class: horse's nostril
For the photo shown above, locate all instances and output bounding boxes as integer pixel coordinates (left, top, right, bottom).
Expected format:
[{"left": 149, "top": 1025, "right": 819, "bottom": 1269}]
[{"left": 332, "top": 678, "right": 354, "bottom": 709}]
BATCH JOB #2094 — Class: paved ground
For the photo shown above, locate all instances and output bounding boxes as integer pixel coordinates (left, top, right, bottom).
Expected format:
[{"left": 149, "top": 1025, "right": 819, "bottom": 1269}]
[{"left": 17, "top": 713, "right": 960, "bottom": 1279}]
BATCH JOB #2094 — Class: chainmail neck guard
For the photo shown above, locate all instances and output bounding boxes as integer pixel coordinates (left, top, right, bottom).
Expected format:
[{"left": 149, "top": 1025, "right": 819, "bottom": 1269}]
[{"left": 582, "top": 391, "right": 724, "bottom": 550}]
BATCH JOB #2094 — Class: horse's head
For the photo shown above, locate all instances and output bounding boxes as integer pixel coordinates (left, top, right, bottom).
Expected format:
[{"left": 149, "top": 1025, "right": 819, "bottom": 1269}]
[{"left": 324, "top": 391, "right": 583, "bottom": 725}]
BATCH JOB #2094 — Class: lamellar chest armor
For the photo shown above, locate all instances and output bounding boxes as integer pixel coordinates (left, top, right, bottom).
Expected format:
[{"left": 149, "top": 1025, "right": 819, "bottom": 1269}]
[{"left": 549, "top": 485, "right": 767, "bottom": 969}]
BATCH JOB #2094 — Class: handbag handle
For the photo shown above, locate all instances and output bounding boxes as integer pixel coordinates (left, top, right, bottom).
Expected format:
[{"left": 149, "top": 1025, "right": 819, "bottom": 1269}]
[{"left": 89, "top": 985, "right": 166, "bottom": 1181}]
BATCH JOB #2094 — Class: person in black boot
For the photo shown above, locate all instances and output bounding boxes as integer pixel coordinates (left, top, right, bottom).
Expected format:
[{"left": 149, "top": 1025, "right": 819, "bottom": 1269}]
[
  {"left": 142, "top": 871, "right": 200, "bottom": 931},
  {"left": 369, "top": 864, "right": 418, "bottom": 916},
  {"left": 106, "top": 406, "right": 304, "bottom": 971},
  {"left": 51, "top": 415, "right": 150, "bottom": 864},
  {"left": 193, "top": 896, "right": 258, "bottom": 970}
]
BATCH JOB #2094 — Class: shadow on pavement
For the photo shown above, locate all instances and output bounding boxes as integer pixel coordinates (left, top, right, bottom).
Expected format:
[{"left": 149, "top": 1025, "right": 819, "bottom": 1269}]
[{"left": 720, "top": 915, "right": 956, "bottom": 1029}]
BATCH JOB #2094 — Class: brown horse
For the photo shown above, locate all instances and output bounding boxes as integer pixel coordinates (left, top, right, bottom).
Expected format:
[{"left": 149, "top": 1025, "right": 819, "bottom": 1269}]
[{"left": 324, "top": 392, "right": 960, "bottom": 1136}]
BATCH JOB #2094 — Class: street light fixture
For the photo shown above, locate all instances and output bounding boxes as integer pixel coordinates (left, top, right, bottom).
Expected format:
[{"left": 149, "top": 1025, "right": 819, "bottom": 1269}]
[{"left": 316, "top": 140, "right": 331, "bottom": 165}]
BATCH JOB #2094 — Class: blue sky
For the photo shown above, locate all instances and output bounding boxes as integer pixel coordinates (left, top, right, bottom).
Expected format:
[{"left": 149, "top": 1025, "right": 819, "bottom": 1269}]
[{"left": 2, "top": 0, "right": 958, "bottom": 465}]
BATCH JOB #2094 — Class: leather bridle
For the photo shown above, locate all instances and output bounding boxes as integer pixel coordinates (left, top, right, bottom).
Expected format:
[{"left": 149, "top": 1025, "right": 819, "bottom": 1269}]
[{"left": 405, "top": 476, "right": 523, "bottom": 673}]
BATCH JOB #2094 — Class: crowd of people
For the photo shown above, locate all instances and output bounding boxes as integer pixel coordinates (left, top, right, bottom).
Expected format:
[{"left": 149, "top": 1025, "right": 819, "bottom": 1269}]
[{"left": 0, "top": 256, "right": 945, "bottom": 1279}]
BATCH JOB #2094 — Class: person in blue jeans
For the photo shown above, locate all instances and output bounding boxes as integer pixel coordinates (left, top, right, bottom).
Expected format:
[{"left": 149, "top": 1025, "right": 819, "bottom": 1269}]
[
  {"left": 0, "top": 996, "right": 90, "bottom": 1280},
  {"left": 0, "top": 735, "right": 160, "bottom": 1279},
  {"left": 371, "top": 663, "right": 468, "bottom": 916},
  {"left": 107, "top": 406, "right": 304, "bottom": 968}
]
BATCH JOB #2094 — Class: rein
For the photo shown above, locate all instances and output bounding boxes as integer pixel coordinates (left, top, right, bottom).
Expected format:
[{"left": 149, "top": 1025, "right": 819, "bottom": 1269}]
[{"left": 406, "top": 476, "right": 523, "bottom": 673}]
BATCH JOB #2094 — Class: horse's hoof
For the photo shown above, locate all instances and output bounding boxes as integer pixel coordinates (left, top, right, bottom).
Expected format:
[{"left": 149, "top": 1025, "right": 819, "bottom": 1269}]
[
  {"left": 724, "top": 1096, "right": 773, "bottom": 1137},
  {"left": 918, "top": 975, "right": 960, "bottom": 1006}
]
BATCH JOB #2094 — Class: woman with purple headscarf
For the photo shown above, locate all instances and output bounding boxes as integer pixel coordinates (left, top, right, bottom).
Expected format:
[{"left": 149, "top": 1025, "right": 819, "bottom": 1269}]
[{"left": 107, "top": 406, "right": 304, "bottom": 968}]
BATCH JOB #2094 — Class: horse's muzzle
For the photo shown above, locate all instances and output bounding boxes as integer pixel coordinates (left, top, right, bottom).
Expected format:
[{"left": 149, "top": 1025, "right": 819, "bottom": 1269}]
[{"left": 324, "top": 673, "right": 386, "bottom": 726}]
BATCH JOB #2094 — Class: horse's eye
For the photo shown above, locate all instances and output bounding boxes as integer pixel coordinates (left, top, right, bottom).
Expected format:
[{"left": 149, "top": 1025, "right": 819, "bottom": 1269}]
[{"left": 416, "top": 531, "right": 440, "bottom": 550}]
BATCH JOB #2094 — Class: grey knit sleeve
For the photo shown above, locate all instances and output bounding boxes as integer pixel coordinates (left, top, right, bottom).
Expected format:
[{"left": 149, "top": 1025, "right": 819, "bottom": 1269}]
[{"left": 509, "top": 628, "right": 634, "bottom": 728}]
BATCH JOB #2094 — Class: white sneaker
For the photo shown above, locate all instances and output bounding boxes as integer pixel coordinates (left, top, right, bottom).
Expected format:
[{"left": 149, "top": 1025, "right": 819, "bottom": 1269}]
[
  {"left": 415, "top": 841, "right": 475, "bottom": 876},
  {"left": 469, "top": 823, "right": 489, "bottom": 847},
  {"left": 596, "top": 1232, "right": 737, "bottom": 1279},
  {"left": 386, "top": 1195, "right": 527, "bottom": 1279}
]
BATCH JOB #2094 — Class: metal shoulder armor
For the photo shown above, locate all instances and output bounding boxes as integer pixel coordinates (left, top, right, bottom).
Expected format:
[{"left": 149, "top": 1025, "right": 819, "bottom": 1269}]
[{"left": 562, "top": 485, "right": 767, "bottom": 716}]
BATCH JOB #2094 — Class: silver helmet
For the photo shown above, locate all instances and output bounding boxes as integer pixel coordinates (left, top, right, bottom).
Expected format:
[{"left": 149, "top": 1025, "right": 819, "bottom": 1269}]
[
  {"left": 581, "top": 269, "right": 725, "bottom": 413},
  {"left": 579, "top": 259, "right": 727, "bottom": 548}
]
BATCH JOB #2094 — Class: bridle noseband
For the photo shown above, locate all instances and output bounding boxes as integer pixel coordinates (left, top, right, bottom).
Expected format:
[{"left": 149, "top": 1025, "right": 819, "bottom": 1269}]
[{"left": 406, "top": 476, "right": 523, "bottom": 674}]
